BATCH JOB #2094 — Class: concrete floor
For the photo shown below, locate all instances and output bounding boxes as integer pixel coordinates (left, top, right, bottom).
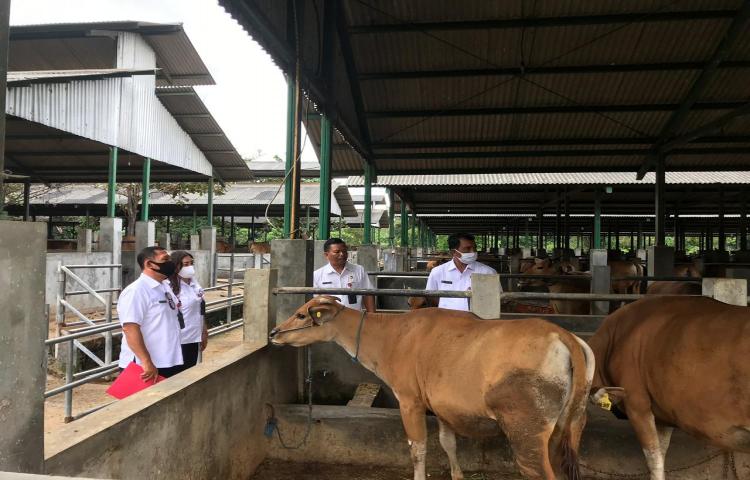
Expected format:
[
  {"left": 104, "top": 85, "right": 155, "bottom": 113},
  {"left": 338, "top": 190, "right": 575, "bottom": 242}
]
[{"left": 250, "top": 461, "right": 525, "bottom": 479}]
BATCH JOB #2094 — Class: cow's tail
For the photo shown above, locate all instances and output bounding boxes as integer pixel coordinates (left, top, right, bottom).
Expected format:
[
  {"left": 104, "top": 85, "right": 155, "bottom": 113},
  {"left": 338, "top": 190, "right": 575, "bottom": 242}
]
[{"left": 558, "top": 335, "right": 595, "bottom": 480}]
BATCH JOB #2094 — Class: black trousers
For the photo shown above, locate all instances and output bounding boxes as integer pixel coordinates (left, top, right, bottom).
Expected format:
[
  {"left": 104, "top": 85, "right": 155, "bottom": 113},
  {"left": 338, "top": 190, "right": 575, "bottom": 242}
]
[
  {"left": 179, "top": 342, "right": 201, "bottom": 371},
  {"left": 122, "top": 361, "right": 183, "bottom": 378}
]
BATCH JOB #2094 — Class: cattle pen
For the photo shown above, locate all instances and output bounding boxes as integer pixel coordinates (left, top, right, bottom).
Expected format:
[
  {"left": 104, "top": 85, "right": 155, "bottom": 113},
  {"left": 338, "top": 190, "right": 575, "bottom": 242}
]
[{"left": 3, "top": 1, "right": 750, "bottom": 480}]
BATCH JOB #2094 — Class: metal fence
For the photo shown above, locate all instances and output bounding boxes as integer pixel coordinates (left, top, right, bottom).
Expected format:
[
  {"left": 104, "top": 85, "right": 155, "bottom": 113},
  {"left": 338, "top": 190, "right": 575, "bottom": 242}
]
[{"left": 47, "top": 266, "right": 246, "bottom": 423}]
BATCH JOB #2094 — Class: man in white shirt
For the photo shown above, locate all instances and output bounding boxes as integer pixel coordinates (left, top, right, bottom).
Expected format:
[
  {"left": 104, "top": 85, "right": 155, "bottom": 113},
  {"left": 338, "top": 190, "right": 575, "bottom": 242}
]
[
  {"left": 117, "top": 246, "right": 183, "bottom": 381},
  {"left": 426, "top": 233, "right": 498, "bottom": 311},
  {"left": 313, "top": 238, "right": 375, "bottom": 312}
]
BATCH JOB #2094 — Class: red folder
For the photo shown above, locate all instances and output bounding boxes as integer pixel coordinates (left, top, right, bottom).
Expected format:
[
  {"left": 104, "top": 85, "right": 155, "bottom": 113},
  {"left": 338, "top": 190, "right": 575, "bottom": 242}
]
[{"left": 106, "top": 363, "right": 165, "bottom": 399}]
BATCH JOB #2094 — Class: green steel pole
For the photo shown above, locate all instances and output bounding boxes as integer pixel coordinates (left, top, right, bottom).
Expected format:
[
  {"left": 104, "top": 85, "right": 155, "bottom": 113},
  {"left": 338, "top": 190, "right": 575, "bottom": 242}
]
[
  {"left": 140, "top": 157, "right": 151, "bottom": 222},
  {"left": 594, "top": 189, "right": 602, "bottom": 249},
  {"left": 388, "top": 189, "right": 395, "bottom": 247},
  {"left": 363, "top": 164, "right": 373, "bottom": 244},
  {"left": 400, "top": 200, "right": 408, "bottom": 247},
  {"left": 207, "top": 176, "right": 214, "bottom": 227},
  {"left": 411, "top": 212, "right": 417, "bottom": 249},
  {"left": 107, "top": 147, "right": 118, "bottom": 217},
  {"left": 283, "top": 76, "right": 295, "bottom": 238},
  {"left": 318, "top": 114, "right": 332, "bottom": 240}
]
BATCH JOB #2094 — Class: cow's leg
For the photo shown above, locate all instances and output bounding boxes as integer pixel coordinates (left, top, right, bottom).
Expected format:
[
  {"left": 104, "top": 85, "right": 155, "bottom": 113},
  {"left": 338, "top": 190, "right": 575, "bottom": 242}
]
[
  {"left": 399, "top": 401, "right": 428, "bottom": 480},
  {"left": 656, "top": 425, "right": 674, "bottom": 461},
  {"left": 437, "top": 418, "right": 464, "bottom": 480},
  {"left": 502, "top": 420, "right": 557, "bottom": 480},
  {"left": 627, "top": 407, "right": 666, "bottom": 480}
]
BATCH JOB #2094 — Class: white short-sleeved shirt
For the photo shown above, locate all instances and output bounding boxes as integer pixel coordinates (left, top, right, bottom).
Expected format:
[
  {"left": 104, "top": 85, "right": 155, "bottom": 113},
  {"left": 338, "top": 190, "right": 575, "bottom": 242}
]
[
  {"left": 117, "top": 273, "right": 184, "bottom": 369},
  {"left": 426, "top": 259, "right": 498, "bottom": 311},
  {"left": 313, "top": 262, "right": 373, "bottom": 311},
  {"left": 176, "top": 279, "right": 204, "bottom": 344}
]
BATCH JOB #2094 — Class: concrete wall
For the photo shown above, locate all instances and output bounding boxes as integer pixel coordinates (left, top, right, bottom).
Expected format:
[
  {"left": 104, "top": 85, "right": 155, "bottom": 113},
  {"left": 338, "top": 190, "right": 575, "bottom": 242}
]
[
  {"left": 0, "top": 221, "right": 47, "bottom": 473},
  {"left": 216, "top": 253, "right": 270, "bottom": 280},
  {"left": 45, "top": 342, "right": 298, "bottom": 480},
  {"left": 45, "top": 252, "right": 113, "bottom": 311}
]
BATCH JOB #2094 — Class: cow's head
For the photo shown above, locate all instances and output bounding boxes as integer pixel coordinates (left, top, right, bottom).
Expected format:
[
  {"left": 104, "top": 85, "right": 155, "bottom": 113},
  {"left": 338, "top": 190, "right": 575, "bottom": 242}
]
[
  {"left": 269, "top": 296, "right": 343, "bottom": 347},
  {"left": 518, "top": 257, "right": 553, "bottom": 288},
  {"left": 589, "top": 386, "right": 626, "bottom": 411},
  {"left": 408, "top": 296, "right": 428, "bottom": 310}
]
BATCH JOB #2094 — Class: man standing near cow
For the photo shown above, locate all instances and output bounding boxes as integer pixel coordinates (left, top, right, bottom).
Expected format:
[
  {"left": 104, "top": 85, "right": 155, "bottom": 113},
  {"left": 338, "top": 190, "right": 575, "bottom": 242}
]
[
  {"left": 313, "top": 238, "right": 375, "bottom": 312},
  {"left": 425, "top": 233, "right": 497, "bottom": 311}
]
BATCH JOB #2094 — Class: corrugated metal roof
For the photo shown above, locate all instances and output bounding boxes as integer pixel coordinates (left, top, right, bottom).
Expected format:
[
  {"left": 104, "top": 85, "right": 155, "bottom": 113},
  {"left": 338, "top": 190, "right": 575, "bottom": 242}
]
[
  {"left": 220, "top": 0, "right": 750, "bottom": 176},
  {"left": 9, "top": 21, "right": 214, "bottom": 86},
  {"left": 347, "top": 171, "right": 750, "bottom": 186},
  {"left": 7, "top": 68, "right": 156, "bottom": 85}
]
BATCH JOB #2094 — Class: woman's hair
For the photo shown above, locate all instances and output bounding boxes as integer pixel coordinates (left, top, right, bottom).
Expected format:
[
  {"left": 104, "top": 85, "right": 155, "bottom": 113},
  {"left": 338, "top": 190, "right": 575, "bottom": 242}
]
[{"left": 169, "top": 250, "right": 194, "bottom": 295}]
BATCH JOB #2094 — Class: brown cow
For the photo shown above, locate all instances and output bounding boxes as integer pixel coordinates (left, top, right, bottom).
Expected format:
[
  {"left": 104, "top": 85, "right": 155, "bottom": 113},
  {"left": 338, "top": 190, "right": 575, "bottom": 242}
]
[
  {"left": 250, "top": 241, "right": 271, "bottom": 254},
  {"left": 608, "top": 260, "right": 643, "bottom": 295},
  {"left": 519, "top": 258, "right": 590, "bottom": 315},
  {"left": 408, "top": 258, "right": 448, "bottom": 310},
  {"left": 646, "top": 264, "right": 702, "bottom": 296},
  {"left": 271, "top": 296, "right": 595, "bottom": 480},
  {"left": 589, "top": 296, "right": 750, "bottom": 480}
]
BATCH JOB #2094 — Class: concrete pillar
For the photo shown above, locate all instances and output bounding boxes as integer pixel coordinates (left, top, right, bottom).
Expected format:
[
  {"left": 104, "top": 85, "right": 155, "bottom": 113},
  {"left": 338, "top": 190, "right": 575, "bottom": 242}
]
[
  {"left": 0, "top": 221, "right": 47, "bottom": 473},
  {"left": 190, "top": 233, "right": 200, "bottom": 250},
  {"left": 702, "top": 278, "right": 747, "bottom": 306},
  {"left": 201, "top": 227, "right": 216, "bottom": 285},
  {"left": 313, "top": 239, "right": 328, "bottom": 271},
  {"left": 590, "top": 249, "right": 610, "bottom": 315},
  {"left": 647, "top": 245, "right": 674, "bottom": 279},
  {"left": 160, "top": 232, "right": 171, "bottom": 250},
  {"left": 99, "top": 217, "right": 122, "bottom": 267},
  {"left": 271, "top": 239, "right": 314, "bottom": 326},
  {"left": 76, "top": 228, "right": 92, "bottom": 253},
  {"left": 384, "top": 247, "right": 406, "bottom": 272},
  {"left": 244, "top": 268, "right": 278, "bottom": 343},
  {"left": 356, "top": 245, "right": 378, "bottom": 274},
  {"left": 470, "top": 274, "right": 502, "bottom": 319}
]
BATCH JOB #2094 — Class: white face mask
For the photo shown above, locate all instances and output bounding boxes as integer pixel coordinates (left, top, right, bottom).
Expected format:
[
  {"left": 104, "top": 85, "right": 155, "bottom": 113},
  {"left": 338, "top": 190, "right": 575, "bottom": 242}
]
[
  {"left": 178, "top": 265, "right": 195, "bottom": 279},
  {"left": 456, "top": 251, "right": 478, "bottom": 265}
]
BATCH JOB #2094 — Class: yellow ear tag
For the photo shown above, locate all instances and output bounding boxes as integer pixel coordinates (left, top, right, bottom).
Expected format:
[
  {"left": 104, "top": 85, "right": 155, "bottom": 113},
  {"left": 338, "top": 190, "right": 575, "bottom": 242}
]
[
  {"left": 316, "top": 312, "right": 321, "bottom": 318},
  {"left": 598, "top": 393, "right": 612, "bottom": 411}
]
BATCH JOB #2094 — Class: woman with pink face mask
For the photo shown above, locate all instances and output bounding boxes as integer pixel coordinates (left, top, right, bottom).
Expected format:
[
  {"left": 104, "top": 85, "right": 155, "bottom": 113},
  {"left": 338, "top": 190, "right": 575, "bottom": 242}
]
[{"left": 169, "top": 251, "right": 208, "bottom": 372}]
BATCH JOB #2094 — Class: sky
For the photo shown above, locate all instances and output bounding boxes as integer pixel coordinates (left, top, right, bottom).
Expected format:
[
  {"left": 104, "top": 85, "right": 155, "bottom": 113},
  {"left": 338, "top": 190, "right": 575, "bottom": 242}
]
[{"left": 10, "top": 0, "right": 318, "bottom": 164}]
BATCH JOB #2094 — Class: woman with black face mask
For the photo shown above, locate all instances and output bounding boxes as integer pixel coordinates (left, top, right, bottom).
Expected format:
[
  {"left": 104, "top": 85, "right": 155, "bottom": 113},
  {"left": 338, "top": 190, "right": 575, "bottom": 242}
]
[
  {"left": 117, "top": 246, "right": 185, "bottom": 381},
  {"left": 168, "top": 251, "right": 208, "bottom": 372}
]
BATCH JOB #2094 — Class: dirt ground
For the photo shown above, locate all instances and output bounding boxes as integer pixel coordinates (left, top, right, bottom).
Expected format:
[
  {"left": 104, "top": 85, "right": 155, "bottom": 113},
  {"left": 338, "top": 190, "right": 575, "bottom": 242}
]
[
  {"left": 45, "top": 327, "right": 243, "bottom": 433},
  {"left": 250, "top": 461, "right": 524, "bottom": 479}
]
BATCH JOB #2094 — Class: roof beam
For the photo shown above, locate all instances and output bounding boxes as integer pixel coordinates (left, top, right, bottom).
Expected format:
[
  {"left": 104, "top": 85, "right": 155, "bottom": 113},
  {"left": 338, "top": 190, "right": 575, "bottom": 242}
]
[
  {"left": 335, "top": 0, "right": 374, "bottom": 161},
  {"left": 348, "top": 9, "right": 736, "bottom": 34},
  {"left": 366, "top": 102, "right": 743, "bottom": 118},
  {"left": 374, "top": 147, "right": 748, "bottom": 160},
  {"left": 173, "top": 113, "right": 212, "bottom": 119},
  {"left": 371, "top": 136, "right": 750, "bottom": 149},
  {"left": 368, "top": 163, "right": 750, "bottom": 175},
  {"left": 658, "top": 102, "right": 750, "bottom": 155},
  {"left": 359, "top": 61, "right": 750, "bottom": 81},
  {"left": 638, "top": 0, "right": 750, "bottom": 179}
]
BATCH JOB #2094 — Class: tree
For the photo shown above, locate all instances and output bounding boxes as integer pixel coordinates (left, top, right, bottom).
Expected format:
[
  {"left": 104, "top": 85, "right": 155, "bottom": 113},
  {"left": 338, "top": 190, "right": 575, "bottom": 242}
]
[{"left": 113, "top": 182, "right": 227, "bottom": 237}]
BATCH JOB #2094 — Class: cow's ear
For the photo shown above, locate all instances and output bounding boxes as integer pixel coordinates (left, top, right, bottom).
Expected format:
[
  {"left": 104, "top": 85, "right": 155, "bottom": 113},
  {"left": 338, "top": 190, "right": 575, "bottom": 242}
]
[
  {"left": 591, "top": 387, "right": 626, "bottom": 410},
  {"left": 307, "top": 296, "right": 341, "bottom": 325}
]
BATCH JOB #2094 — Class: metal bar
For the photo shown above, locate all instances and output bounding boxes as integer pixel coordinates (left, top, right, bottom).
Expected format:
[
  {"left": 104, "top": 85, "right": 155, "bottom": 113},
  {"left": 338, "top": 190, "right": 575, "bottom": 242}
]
[
  {"left": 0, "top": 0, "right": 8, "bottom": 216},
  {"left": 64, "top": 339, "right": 74, "bottom": 422},
  {"left": 363, "top": 164, "right": 373, "bottom": 243},
  {"left": 141, "top": 157, "right": 151, "bottom": 221},
  {"left": 107, "top": 147, "right": 117, "bottom": 218},
  {"left": 226, "top": 250, "right": 235, "bottom": 325},
  {"left": 65, "top": 288, "right": 121, "bottom": 296},
  {"left": 283, "top": 75, "right": 295, "bottom": 238},
  {"left": 500, "top": 292, "right": 701, "bottom": 301},
  {"left": 655, "top": 156, "right": 666, "bottom": 246},
  {"left": 73, "top": 339, "right": 105, "bottom": 367},
  {"left": 207, "top": 175, "right": 214, "bottom": 227},
  {"left": 45, "top": 365, "right": 119, "bottom": 399},
  {"left": 59, "top": 299, "right": 98, "bottom": 327},
  {"left": 348, "top": 10, "right": 737, "bottom": 34},
  {"left": 71, "top": 401, "right": 117, "bottom": 422},
  {"left": 61, "top": 266, "right": 107, "bottom": 305},
  {"left": 594, "top": 190, "right": 601, "bottom": 249},
  {"left": 23, "top": 181, "right": 30, "bottom": 220},
  {"left": 72, "top": 362, "right": 119, "bottom": 380},
  {"left": 63, "top": 264, "right": 123, "bottom": 269},
  {"left": 400, "top": 199, "right": 408, "bottom": 247},
  {"left": 204, "top": 295, "right": 243, "bottom": 307},
  {"left": 319, "top": 115, "right": 332, "bottom": 240},
  {"left": 360, "top": 61, "right": 750, "bottom": 81},
  {"left": 388, "top": 189, "right": 395, "bottom": 247},
  {"left": 45, "top": 322, "right": 122, "bottom": 346},
  {"left": 274, "top": 287, "right": 471, "bottom": 298}
]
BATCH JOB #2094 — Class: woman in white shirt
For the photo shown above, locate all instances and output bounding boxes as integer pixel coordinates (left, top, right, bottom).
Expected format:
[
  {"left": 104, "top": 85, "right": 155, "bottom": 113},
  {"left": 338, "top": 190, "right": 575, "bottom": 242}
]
[{"left": 169, "top": 251, "right": 208, "bottom": 372}]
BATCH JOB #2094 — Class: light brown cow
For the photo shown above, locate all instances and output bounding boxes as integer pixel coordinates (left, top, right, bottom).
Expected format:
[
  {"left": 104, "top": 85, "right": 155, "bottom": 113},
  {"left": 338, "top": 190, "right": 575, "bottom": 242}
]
[
  {"left": 250, "top": 241, "right": 271, "bottom": 254},
  {"left": 271, "top": 296, "right": 595, "bottom": 480},
  {"left": 608, "top": 260, "right": 644, "bottom": 295},
  {"left": 589, "top": 296, "right": 750, "bottom": 480},
  {"left": 519, "top": 258, "right": 590, "bottom": 315},
  {"left": 646, "top": 264, "right": 702, "bottom": 296}
]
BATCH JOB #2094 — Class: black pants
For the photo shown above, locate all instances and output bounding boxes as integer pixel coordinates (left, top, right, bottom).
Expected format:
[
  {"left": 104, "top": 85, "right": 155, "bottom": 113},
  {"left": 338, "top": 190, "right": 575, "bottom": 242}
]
[
  {"left": 179, "top": 342, "right": 201, "bottom": 371},
  {"left": 122, "top": 361, "right": 183, "bottom": 378}
]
